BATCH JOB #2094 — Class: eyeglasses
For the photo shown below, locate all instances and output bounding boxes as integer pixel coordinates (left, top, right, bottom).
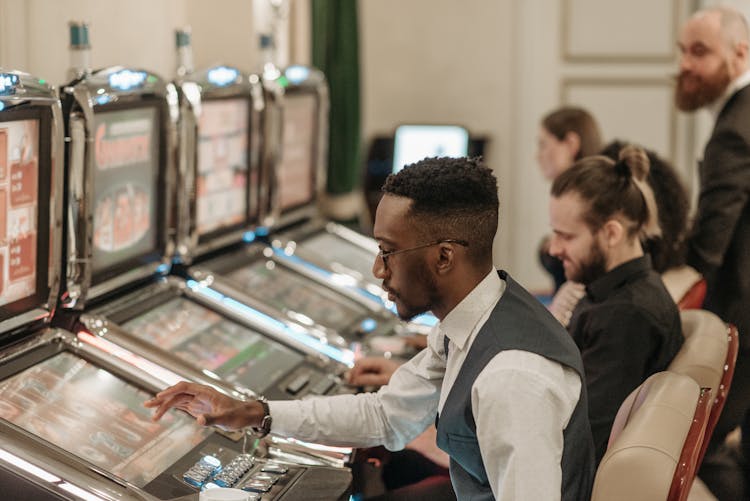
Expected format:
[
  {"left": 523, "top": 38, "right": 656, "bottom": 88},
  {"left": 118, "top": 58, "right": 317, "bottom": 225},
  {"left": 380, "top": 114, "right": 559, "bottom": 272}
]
[{"left": 377, "top": 239, "right": 469, "bottom": 271}]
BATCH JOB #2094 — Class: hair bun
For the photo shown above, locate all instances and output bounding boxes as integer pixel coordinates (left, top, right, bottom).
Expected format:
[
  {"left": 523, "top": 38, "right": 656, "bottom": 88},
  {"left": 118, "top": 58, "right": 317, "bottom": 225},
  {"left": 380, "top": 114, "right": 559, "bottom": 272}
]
[{"left": 617, "top": 144, "right": 650, "bottom": 181}]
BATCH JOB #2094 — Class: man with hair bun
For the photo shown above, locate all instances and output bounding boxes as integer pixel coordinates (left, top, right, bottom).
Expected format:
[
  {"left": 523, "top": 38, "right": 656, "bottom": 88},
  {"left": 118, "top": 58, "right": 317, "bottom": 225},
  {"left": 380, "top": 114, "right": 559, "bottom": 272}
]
[
  {"left": 147, "top": 157, "right": 595, "bottom": 500},
  {"left": 549, "top": 145, "right": 684, "bottom": 463}
]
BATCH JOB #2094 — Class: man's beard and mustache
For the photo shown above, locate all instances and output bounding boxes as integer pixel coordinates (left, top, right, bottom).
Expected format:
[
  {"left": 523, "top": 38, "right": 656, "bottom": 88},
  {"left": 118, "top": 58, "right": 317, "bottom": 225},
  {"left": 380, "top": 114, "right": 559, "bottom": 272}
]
[
  {"left": 570, "top": 241, "right": 608, "bottom": 286},
  {"left": 675, "top": 61, "right": 732, "bottom": 111}
]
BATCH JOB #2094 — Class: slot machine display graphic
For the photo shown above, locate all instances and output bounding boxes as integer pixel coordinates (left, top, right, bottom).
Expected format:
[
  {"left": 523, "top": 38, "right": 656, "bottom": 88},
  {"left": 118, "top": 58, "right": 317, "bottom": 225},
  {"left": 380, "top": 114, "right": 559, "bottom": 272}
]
[
  {"left": 92, "top": 108, "right": 159, "bottom": 273},
  {"left": 197, "top": 98, "right": 249, "bottom": 235},
  {"left": 0, "top": 119, "right": 38, "bottom": 305},
  {"left": 228, "top": 260, "right": 367, "bottom": 333},
  {"left": 278, "top": 94, "right": 317, "bottom": 211},
  {"left": 122, "top": 297, "right": 303, "bottom": 394},
  {"left": 0, "top": 352, "right": 211, "bottom": 487}
]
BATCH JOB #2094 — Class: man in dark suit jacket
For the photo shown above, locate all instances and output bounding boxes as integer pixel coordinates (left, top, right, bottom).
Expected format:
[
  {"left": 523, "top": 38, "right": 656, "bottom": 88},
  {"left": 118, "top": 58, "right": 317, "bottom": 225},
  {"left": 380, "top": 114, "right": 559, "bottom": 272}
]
[{"left": 676, "top": 6, "right": 750, "bottom": 499}]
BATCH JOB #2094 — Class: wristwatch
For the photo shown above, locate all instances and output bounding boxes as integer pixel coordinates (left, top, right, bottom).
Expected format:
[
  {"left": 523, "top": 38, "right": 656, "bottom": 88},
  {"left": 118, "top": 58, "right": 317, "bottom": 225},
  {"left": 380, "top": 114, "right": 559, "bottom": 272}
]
[{"left": 251, "top": 396, "right": 272, "bottom": 438}]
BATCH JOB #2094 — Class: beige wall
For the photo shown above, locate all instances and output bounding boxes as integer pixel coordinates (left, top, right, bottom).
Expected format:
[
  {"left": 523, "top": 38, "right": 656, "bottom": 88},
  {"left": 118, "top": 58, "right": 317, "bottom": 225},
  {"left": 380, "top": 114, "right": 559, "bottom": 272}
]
[{"left": 0, "top": 0, "right": 261, "bottom": 84}]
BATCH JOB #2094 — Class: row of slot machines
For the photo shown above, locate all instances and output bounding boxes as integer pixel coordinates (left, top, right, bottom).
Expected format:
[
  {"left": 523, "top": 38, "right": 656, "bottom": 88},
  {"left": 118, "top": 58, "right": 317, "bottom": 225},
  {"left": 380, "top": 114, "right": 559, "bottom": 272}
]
[{"left": 0, "top": 27, "right": 436, "bottom": 501}]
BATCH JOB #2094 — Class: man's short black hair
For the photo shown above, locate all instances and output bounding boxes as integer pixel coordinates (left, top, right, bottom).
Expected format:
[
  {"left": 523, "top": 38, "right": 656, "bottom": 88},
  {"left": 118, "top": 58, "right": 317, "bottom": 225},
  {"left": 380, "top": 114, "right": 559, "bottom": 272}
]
[{"left": 382, "top": 156, "right": 499, "bottom": 265}]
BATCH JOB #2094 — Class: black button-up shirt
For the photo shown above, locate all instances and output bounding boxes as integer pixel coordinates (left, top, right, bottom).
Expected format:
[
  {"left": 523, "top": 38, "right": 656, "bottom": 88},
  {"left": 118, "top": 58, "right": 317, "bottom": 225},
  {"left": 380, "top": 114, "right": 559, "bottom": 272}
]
[{"left": 568, "top": 255, "right": 683, "bottom": 463}]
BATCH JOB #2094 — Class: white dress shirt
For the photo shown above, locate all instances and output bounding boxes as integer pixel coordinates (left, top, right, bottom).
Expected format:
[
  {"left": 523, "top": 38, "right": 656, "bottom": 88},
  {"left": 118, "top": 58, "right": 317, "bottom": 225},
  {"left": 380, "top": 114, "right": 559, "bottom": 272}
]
[
  {"left": 270, "top": 270, "right": 582, "bottom": 500},
  {"left": 708, "top": 69, "right": 750, "bottom": 120}
]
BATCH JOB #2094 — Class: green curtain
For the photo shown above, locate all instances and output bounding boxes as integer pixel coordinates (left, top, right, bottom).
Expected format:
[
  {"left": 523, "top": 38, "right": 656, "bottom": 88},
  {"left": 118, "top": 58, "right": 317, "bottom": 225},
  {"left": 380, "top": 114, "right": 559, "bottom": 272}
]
[{"left": 311, "top": 0, "right": 361, "bottom": 196}]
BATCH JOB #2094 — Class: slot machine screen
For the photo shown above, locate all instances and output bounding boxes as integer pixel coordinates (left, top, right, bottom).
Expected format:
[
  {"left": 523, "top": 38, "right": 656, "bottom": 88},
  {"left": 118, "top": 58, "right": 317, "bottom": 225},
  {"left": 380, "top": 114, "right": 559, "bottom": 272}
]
[
  {"left": 196, "top": 98, "right": 250, "bottom": 238},
  {"left": 0, "top": 108, "right": 51, "bottom": 320},
  {"left": 227, "top": 260, "right": 369, "bottom": 332},
  {"left": 122, "top": 297, "right": 303, "bottom": 394},
  {"left": 392, "top": 125, "right": 469, "bottom": 173},
  {"left": 278, "top": 92, "right": 317, "bottom": 212},
  {"left": 91, "top": 106, "right": 161, "bottom": 282},
  {"left": 301, "top": 232, "right": 376, "bottom": 283},
  {"left": 0, "top": 351, "right": 211, "bottom": 487}
]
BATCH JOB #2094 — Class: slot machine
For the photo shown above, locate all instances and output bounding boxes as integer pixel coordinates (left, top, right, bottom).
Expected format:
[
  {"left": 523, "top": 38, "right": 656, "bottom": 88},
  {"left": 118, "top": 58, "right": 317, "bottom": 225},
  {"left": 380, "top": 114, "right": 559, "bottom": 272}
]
[
  {"left": 177, "top": 61, "right": 401, "bottom": 356},
  {"left": 0, "top": 69, "right": 350, "bottom": 501},
  {"left": 61, "top": 26, "right": 351, "bottom": 408},
  {"left": 244, "top": 66, "right": 439, "bottom": 335},
  {"left": 46, "top": 25, "right": 351, "bottom": 498}
]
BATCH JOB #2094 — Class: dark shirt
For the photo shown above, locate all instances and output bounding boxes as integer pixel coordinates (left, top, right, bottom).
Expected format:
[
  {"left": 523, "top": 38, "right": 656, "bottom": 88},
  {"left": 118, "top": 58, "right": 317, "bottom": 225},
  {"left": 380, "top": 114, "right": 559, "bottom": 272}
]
[{"left": 568, "top": 255, "right": 683, "bottom": 463}]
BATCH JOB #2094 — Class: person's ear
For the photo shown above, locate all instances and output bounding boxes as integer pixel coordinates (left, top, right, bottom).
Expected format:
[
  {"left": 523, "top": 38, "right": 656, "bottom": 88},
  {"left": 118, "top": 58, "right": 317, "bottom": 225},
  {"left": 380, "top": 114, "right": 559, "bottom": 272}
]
[
  {"left": 564, "top": 131, "right": 582, "bottom": 158},
  {"left": 435, "top": 243, "right": 456, "bottom": 275},
  {"left": 601, "top": 219, "right": 625, "bottom": 248},
  {"left": 734, "top": 41, "right": 749, "bottom": 72}
]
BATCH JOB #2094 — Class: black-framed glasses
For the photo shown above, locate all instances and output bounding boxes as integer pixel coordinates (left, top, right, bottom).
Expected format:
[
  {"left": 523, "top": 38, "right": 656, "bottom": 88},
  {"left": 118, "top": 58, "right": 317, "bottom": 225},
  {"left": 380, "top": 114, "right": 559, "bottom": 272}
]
[{"left": 377, "top": 239, "right": 469, "bottom": 270}]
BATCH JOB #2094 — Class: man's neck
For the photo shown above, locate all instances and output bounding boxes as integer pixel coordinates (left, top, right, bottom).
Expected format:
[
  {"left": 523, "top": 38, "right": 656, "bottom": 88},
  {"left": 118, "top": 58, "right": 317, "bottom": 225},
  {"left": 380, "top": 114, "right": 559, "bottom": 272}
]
[
  {"left": 432, "top": 265, "right": 495, "bottom": 320},
  {"left": 605, "top": 241, "right": 644, "bottom": 273}
]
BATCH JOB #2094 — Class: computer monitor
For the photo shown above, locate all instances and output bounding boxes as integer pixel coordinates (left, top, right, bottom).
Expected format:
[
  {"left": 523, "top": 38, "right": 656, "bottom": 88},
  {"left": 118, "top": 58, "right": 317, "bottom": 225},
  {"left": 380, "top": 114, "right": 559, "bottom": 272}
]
[
  {"left": 195, "top": 97, "right": 251, "bottom": 239},
  {"left": 91, "top": 105, "right": 162, "bottom": 283},
  {"left": 0, "top": 107, "right": 51, "bottom": 320},
  {"left": 392, "top": 124, "right": 469, "bottom": 173}
]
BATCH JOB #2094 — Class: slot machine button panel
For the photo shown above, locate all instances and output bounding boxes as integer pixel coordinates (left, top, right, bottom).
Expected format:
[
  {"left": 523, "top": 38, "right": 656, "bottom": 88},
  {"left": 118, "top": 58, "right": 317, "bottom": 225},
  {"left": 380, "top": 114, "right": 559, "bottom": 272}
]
[
  {"left": 309, "top": 376, "right": 336, "bottom": 395},
  {"left": 285, "top": 373, "right": 311, "bottom": 395}
]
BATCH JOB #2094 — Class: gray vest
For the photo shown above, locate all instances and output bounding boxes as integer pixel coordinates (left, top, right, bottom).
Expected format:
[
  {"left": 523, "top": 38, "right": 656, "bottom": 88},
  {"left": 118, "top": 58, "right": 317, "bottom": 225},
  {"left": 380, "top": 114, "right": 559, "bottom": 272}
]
[{"left": 435, "top": 271, "right": 594, "bottom": 500}]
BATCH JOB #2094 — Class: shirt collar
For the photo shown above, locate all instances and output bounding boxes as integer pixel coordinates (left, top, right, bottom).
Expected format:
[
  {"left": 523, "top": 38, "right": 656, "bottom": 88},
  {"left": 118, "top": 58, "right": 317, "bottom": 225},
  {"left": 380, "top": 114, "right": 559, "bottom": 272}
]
[
  {"left": 586, "top": 255, "right": 652, "bottom": 302},
  {"left": 439, "top": 268, "right": 504, "bottom": 352},
  {"left": 708, "top": 69, "right": 750, "bottom": 120}
]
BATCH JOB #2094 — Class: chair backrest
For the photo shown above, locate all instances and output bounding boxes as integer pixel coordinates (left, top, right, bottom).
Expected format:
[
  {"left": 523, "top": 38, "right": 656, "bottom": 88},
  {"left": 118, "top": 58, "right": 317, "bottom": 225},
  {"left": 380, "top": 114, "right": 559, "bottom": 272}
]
[
  {"left": 661, "top": 265, "right": 706, "bottom": 310},
  {"left": 669, "top": 309, "right": 739, "bottom": 464},
  {"left": 592, "top": 371, "right": 711, "bottom": 501}
]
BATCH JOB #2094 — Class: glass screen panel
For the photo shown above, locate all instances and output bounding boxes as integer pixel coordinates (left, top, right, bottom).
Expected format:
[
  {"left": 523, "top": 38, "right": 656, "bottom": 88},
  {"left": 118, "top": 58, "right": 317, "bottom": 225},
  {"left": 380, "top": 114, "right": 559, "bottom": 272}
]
[
  {"left": 196, "top": 98, "right": 249, "bottom": 235},
  {"left": 278, "top": 93, "right": 316, "bottom": 211},
  {"left": 92, "top": 107, "right": 159, "bottom": 274},
  {"left": 122, "top": 297, "right": 302, "bottom": 393},
  {"left": 227, "top": 261, "right": 367, "bottom": 332},
  {"left": 0, "top": 118, "right": 38, "bottom": 306},
  {"left": 0, "top": 352, "right": 211, "bottom": 487}
]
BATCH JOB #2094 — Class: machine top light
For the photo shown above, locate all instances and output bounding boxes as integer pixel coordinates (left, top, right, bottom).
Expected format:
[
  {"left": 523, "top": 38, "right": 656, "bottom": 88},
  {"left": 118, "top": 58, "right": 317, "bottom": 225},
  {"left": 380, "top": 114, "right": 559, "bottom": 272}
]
[
  {"left": 284, "top": 65, "right": 310, "bottom": 85},
  {"left": 108, "top": 69, "right": 147, "bottom": 91},
  {"left": 207, "top": 66, "right": 239, "bottom": 87},
  {"left": 0, "top": 73, "right": 20, "bottom": 96}
]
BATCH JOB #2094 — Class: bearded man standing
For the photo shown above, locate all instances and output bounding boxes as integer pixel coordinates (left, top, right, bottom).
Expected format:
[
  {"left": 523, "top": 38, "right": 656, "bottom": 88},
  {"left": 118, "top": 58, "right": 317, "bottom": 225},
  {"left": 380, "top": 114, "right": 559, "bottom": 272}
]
[{"left": 675, "top": 7, "right": 750, "bottom": 499}]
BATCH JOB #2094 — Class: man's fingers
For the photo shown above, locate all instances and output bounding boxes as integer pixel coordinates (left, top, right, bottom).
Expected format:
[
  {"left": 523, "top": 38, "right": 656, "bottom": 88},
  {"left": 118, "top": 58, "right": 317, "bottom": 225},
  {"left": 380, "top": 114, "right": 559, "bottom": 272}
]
[
  {"left": 149, "top": 393, "right": 192, "bottom": 421},
  {"left": 349, "top": 372, "right": 388, "bottom": 387}
]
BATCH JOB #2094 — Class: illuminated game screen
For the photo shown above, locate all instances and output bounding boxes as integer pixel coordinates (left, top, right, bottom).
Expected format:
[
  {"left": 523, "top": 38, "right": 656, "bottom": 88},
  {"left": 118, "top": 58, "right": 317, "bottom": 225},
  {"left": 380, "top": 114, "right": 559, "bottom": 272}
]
[
  {"left": 278, "top": 93, "right": 317, "bottom": 211},
  {"left": 122, "top": 297, "right": 303, "bottom": 394},
  {"left": 196, "top": 98, "right": 250, "bottom": 236},
  {"left": 92, "top": 107, "right": 159, "bottom": 277},
  {"left": 228, "top": 261, "right": 368, "bottom": 332},
  {"left": 392, "top": 125, "right": 469, "bottom": 173},
  {"left": 301, "top": 232, "right": 377, "bottom": 285},
  {"left": 0, "top": 351, "right": 211, "bottom": 487},
  {"left": 0, "top": 118, "right": 38, "bottom": 307}
]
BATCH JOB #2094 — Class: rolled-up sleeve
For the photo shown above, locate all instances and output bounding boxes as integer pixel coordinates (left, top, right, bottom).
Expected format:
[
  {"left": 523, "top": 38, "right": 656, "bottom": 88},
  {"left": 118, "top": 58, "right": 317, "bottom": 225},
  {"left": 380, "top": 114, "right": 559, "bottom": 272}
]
[{"left": 269, "top": 338, "right": 447, "bottom": 450}]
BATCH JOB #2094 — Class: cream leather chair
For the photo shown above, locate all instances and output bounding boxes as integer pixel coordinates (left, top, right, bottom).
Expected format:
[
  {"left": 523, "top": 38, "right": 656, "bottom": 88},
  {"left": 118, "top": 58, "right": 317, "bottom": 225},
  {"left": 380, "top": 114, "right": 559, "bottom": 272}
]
[
  {"left": 669, "top": 309, "right": 739, "bottom": 463},
  {"left": 591, "top": 371, "right": 711, "bottom": 501},
  {"left": 661, "top": 265, "right": 707, "bottom": 310}
]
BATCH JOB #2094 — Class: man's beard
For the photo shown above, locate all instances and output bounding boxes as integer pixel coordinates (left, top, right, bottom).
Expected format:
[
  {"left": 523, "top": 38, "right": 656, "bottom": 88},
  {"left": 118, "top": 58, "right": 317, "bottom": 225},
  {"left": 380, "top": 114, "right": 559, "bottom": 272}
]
[
  {"left": 572, "top": 241, "right": 608, "bottom": 286},
  {"left": 675, "top": 61, "right": 732, "bottom": 111},
  {"left": 386, "top": 262, "right": 440, "bottom": 322}
]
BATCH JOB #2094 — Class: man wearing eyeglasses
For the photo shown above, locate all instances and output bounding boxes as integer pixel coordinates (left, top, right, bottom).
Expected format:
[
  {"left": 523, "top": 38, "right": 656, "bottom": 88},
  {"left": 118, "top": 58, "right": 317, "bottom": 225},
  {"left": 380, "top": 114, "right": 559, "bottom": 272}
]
[{"left": 145, "top": 157, "right": 595, "bottom": 500}]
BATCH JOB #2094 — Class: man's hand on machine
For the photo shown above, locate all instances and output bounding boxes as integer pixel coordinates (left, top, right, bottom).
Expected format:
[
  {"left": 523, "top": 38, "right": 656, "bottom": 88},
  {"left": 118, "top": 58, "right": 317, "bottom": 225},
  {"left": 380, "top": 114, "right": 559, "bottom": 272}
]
[
  {"left": 347, "top": 356, "right": 401, "bottom": 387},
  {"left": 144, "top": 381, "right": 264, "bottom": 431}
]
